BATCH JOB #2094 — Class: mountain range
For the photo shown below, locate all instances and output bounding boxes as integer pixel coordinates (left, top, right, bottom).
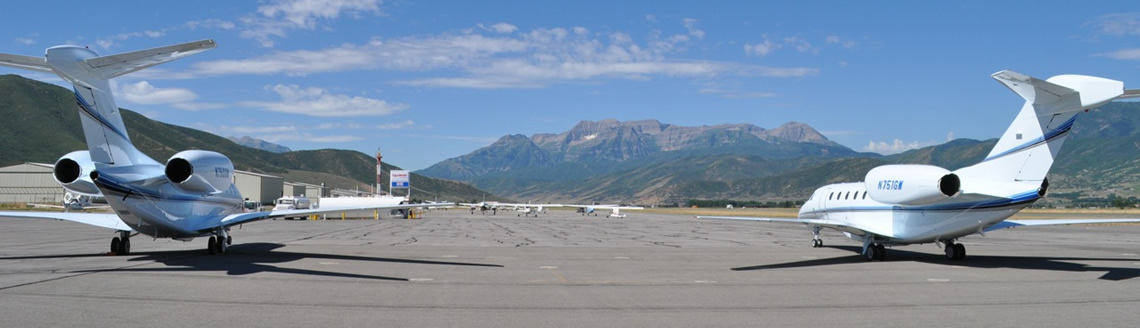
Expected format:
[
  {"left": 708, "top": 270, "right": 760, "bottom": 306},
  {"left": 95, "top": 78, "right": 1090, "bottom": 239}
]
[
  {"left": 227, "top": 136, "right": 292, "bottom": 153},
  {"left": 418, "top": 104, "right": 1140, "bottom": 205},
  {"left": 0, "top": 75, "right": 498, "bottom": 202}
]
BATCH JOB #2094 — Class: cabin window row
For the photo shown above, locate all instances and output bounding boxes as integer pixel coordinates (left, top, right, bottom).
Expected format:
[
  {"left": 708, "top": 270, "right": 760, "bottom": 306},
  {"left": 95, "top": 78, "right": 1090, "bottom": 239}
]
[{"left": 828, "top": 191, "right": 868, "bottom": 201}]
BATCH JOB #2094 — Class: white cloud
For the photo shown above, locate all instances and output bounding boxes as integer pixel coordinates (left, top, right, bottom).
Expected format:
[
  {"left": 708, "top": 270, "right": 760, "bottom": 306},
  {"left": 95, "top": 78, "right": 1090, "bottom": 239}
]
[
  {"left": 784, "top": 37, "right": 815, "bottom": 53},
  {"left": 117, "top": 81, "right": 198, "bottom": 104},
  {"left": 14, "top": 33, "right": 38, "bottom": 45},
  {"left": 1102, "top": 48, "right": 1140, "bottom": 60},
  {"left": 698, "top": 87, "right": 777, "bottom": 99},
  {"left": 825, "top": 35, "right": 857, "bottom": 48},
  {"left": 242, "top": 0, "right": 382, "bottom": 47},
  {"left": 863, "top": 139, "right": 925, "bottom": 155},
  {"left": 309, "top": 135, "right": 364, "bottom": 143},
  {"left": 744, "top": 39, "right": 779, "bottom": 56},
  {"left": 376, "top": 120, "right": 425, "bottom": 130},
  {"left": 682, "top": 18, "right": 705, "bottom": 39},
  {"left": 191, "top": 22, "right": 817, "bottom": 88},
  {"left": 483, "top": 22, "right": 518, "bottom": 34},
  {"left": 95, "top": 30, "right": 167, "bottom": 49},
  {"left": 862, "top": 135, "right": 950, "bottom": 155},
  {"left": 1090, "top": 12, "right": 1140, "bottom": 36},
  {"left": 185, "top": 19, "right": 236, "bottom": 30},
  {"left": 239, "top": 84, "right": 408, "bottom": 117},
  {"left": 172, "top": 102, "right": 226, "bottom": 111}
]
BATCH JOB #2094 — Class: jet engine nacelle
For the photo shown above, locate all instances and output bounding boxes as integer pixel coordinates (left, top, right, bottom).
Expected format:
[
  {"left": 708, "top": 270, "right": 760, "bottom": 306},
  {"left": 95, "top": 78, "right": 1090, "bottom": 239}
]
[
  {"left": 164, "top": 150, "right": 234, "bottom": 193},
  {"left": 864, "top": 164, "right": 960, "bottom": 206},
  {"left": 53, "top": 150, "right": 101, "bottom": 196}
]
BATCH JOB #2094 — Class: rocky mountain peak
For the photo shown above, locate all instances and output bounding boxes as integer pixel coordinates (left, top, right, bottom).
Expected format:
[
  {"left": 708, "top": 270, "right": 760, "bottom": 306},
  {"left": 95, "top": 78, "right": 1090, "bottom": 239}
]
[{"left": 766, "top": 122, "right": 830, "bottom": 144}]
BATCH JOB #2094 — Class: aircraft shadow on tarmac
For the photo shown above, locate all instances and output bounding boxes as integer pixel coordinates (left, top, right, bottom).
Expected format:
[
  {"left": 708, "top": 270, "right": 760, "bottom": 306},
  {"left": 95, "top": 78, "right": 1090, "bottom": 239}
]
[
  {"left": 0, "top": 243, "right": 503, "bottom": 282},
  {"left": 730, "top": 245, "right": 1140, "bottom": 281}
]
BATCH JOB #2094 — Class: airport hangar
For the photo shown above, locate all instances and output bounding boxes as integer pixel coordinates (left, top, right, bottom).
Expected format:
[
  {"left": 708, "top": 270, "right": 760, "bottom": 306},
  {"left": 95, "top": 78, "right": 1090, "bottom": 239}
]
[{"left": 0, "top": 162, "right": 290, "bottom": 206}]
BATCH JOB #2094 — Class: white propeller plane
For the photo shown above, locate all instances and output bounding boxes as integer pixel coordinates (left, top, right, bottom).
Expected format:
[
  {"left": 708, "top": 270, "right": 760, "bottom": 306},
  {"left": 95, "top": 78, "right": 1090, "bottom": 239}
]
[
  {"left": 569, "top": 204, "right": 644, "bottom": 218},
  {"left": 503, "top": 203, "right": 561, "bottom": 217},
  {"left": 700, "top": 70, "right": 1140, "bottom": 261},
  {"left": 0, "top": 40, "right": 451, "bottom": 255}
]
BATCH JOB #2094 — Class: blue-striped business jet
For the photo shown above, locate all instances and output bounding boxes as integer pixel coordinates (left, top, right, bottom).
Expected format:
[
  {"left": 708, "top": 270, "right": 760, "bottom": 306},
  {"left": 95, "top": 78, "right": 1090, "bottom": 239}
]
[
  {"left": 700, "top": 70, "right": 1140, "bottom": 261},
  {"left": 0, "top": 40, "right": 452, "bottom": 255}
]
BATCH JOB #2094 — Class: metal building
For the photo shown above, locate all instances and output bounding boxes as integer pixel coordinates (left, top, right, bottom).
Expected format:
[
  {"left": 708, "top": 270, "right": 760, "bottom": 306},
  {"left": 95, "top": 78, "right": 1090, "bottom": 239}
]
[
  {"left": 234, "top": 170, "right": 284, "bottom": 206},
  {"left": 0, "top": 163, "right": 65, "bottom": 204},
  {"left": 283, "top": 182, "right": 327, "bottom": 199}
]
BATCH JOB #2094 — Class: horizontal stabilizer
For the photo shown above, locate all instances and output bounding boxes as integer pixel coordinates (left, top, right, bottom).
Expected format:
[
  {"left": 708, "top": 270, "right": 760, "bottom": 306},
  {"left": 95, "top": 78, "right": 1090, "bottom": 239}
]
[
  {"left": 1120, "top": 89, "right": 1140, "bottom": 99},
  {"left": 85, "top": 39, "right": 216, "bottom": 79},
  {"left": 992, "top": 70, "right": 1075, "bottom": 105},
  {"left": 0, "top": 53, "right": 53, "bottom": 73}
]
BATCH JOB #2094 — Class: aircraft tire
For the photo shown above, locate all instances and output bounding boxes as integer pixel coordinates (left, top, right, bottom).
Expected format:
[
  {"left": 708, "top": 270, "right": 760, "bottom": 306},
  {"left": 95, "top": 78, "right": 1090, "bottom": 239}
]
[
  {"left": 110, "top": 237, "right": 121, "bottom": 254},
  {"left": 120, "top": 238, "right": 131, "bottom": 255},
  {"left": 875, "top": 244, "right": 885, "bottom": 261},
  {"left": 944, "top": 243, "right": 957, "bottom": 260},
  {"left": 216, "top": 236, "right": 227, "bottom": 255},
  {"left": 953, "top": 243, "right": 966, "bottom": 260},
  {"left": 208, "top": 236, "right": 217, "bottom": 255}
]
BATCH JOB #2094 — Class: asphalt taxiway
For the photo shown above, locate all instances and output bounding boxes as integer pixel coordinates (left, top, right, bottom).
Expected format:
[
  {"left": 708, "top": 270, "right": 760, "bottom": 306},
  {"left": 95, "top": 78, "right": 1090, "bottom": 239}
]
[{"left": 3, "top": 210, "right": 1140, "bottom": 327}]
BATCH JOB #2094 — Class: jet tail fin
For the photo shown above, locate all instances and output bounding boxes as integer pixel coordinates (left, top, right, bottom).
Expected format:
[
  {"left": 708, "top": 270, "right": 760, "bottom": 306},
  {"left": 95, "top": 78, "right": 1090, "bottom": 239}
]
[
  {"left": 957, "top": 70, "right": 1127, "bottom": 190},
  {"left": 84, "top": 39, "right": 215, "bottom": 79}
]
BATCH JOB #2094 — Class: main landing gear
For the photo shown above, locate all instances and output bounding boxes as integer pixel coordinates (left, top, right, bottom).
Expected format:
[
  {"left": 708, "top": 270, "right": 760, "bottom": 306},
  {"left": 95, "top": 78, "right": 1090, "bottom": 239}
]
[
  {"left": 865, "top": 243, "right": 886, "bottom": 261},
  {"left": 109, "top": 230, "right": 132, "bottom": 255},
  {"left": 944, "top": 240, "right": 966, "bottom": 260},
  {"left": 811, "top": 226, "right": 824, "bottom": 248},
  {"left": 207, "top": 228, "right": 231, "bottom": 255}
]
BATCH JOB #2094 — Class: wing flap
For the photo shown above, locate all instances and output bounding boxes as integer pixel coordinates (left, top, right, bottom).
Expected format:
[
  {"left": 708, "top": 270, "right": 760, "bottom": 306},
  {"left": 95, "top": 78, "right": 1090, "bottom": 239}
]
[{"left": 0, "top": 211, "right": 132, "bottom": 231}]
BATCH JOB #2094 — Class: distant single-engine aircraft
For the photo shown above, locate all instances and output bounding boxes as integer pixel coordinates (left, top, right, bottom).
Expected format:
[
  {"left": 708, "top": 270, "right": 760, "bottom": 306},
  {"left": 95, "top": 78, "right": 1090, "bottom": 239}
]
[
  {"left": 568, "top": 204, "right": 645, "bottom": 218},
  {"left": 700, "top": 70, "right": 1140, "bottom": 261},
  {"left": 0, "top": 40, "right": 451, "bottom": 255}
]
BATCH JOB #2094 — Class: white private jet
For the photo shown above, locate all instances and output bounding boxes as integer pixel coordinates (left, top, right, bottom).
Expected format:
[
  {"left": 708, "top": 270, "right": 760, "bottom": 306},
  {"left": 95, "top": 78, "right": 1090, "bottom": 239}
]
[
  {"left": 700, "top": 70, "right": 1140, "bottom": 261},
  {"left": 569, "top": 204, "right": 645, "bottom": 218},
  {"left": 0, "top": 40, "right": 451, "bottom": 255}
]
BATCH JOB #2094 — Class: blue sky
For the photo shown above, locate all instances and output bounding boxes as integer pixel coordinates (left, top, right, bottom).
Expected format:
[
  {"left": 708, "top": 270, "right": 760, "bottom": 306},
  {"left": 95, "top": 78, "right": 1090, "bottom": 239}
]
[{"left": 3, "top": 1, "right": 1140, "bottom": 170}]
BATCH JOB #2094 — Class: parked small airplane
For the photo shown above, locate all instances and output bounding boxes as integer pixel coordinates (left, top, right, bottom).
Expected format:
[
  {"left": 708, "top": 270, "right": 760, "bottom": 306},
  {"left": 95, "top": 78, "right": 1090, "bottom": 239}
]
[
  {"left": 502, "top": 203, "right": 561, "bottom": 217},
  {"left": 27, "top": 192, "right": 110, "bottom": 212},
  {"left": 0, "top": 40, "right": 451, "bottom": 255},
  {"left": 700, "top": 70, "right": 1140, "bottom": 261},
  {"left": 569, "top": 204, "right": 644, "bottom": 218},
  {"left": 460, "top": 201, "right": 500, "bottom": 214}
]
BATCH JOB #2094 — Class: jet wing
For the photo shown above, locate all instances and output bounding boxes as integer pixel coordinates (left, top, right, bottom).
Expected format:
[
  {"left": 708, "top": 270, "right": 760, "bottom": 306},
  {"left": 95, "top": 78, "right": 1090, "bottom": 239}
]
[
  {"left": 0, "top": 211, "right": 134, "bottom": 231},
  {"left": 985, "top": 218, "right": 1140, "bottom": 232},
  {"left": 216, "top": 203, "right": 456, "bottom": 228},
  {"left": 697, "top": 215, "right": 888, "bottom": 238}
]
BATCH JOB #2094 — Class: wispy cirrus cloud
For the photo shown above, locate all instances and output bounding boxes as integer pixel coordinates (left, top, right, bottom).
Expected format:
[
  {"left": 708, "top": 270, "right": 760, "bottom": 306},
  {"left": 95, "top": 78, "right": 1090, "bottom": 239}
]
[
  {"left": 113, "top": 81, "right": 224, "bottom": 111},
  {"left": 377, "top": 120, "right": 428, "bottom": 130},
  {"left": 186, "top": 20, "right": 817, "bottom": 89},
  {"left": 1101, "top": 48, "right": 1140, "bottom": 60},
  {"left": 241, "top": 0, "right": 382, "bottom": 47},
  {"left": 1089, "top": 12, "right": 1140, "bottom": 36},
  {"left": 239, "top": 84, "right": 408, "bottom": 117}
]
